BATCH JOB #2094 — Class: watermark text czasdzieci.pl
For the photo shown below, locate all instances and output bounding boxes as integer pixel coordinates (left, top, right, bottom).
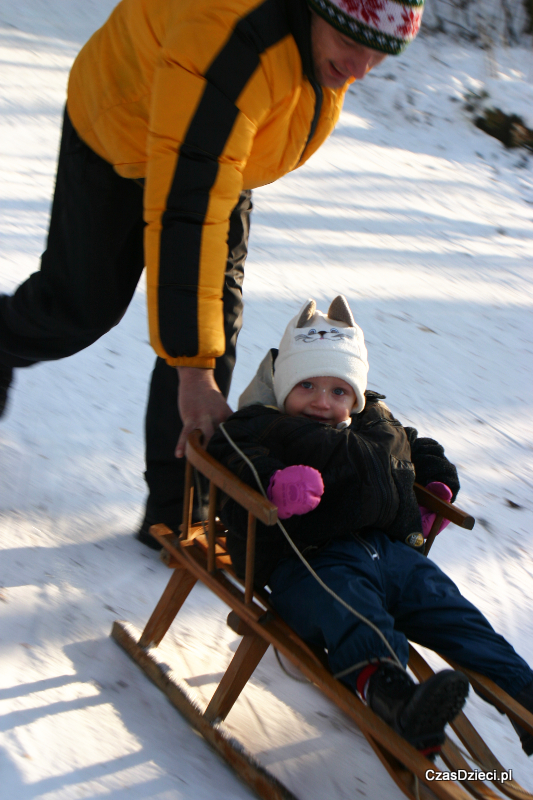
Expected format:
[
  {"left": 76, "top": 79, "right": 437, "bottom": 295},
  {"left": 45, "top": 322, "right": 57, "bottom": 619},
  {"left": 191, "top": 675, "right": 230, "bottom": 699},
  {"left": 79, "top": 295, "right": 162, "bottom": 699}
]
[{"left": 425, "top": 769, "right": 512, "bottom": 782}]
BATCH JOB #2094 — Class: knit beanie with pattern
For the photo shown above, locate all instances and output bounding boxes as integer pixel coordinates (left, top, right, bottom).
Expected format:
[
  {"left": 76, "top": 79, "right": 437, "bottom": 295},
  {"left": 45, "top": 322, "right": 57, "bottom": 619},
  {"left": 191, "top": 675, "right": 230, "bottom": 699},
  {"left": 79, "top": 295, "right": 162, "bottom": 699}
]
[
  {"left": 273, "top": 296, "right": 369, "bottom": 413},
  {"left": 307, "top": 0, "right": 424, "bottom": 55}
]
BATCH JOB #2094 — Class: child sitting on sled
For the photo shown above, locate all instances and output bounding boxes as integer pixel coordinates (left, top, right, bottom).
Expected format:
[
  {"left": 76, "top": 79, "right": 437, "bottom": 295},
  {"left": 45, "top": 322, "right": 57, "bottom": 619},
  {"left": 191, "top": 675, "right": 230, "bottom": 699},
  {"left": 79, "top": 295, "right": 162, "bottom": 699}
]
[{"left": 207, "top": 295, "right": 533, "bottom": 757}]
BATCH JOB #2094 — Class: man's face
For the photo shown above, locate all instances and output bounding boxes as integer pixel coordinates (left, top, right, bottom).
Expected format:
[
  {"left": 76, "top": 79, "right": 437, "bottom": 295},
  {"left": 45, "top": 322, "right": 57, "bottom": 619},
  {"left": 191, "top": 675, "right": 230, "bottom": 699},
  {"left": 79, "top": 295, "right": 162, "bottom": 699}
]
[{"left": 310, "top": 12, "right": 387, "bottom": 88}]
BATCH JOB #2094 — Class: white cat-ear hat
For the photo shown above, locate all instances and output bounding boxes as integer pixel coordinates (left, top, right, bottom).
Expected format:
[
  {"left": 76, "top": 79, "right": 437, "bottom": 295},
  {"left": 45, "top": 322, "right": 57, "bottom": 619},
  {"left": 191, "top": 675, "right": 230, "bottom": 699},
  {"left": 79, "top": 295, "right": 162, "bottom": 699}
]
[{"left": 273, "top": 296, "right": 369, "bottom": 413}]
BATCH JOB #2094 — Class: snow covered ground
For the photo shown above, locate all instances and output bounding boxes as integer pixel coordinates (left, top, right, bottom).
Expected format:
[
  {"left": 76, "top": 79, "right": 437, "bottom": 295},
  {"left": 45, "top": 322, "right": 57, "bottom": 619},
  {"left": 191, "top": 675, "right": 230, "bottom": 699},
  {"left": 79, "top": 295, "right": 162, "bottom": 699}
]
[{"left": 1, "top": 2, "right": 532, "bottom": 798}]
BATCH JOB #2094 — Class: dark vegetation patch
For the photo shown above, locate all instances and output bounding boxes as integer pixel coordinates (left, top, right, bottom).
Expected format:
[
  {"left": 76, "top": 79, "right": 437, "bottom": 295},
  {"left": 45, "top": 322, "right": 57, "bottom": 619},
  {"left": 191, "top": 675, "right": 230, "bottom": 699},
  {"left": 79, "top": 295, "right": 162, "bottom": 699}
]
[{"left": 475, "top": 108, "right": 533, "bottom": 149}]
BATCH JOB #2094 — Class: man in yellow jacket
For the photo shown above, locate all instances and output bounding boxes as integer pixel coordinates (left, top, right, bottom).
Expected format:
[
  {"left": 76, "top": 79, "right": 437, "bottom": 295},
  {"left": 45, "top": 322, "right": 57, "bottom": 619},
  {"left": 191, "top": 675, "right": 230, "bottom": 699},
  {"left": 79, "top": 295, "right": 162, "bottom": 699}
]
[{"left": 0, "top": 0, "right": 424, "bottom": 544}]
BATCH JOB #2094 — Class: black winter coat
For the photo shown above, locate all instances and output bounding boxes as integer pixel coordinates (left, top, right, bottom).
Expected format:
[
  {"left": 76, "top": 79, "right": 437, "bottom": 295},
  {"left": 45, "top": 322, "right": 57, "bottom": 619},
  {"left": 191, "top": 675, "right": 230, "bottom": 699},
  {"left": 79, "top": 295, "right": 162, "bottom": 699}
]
[{"left": 207, "top": 391, "right": 459, "bottom": 586}]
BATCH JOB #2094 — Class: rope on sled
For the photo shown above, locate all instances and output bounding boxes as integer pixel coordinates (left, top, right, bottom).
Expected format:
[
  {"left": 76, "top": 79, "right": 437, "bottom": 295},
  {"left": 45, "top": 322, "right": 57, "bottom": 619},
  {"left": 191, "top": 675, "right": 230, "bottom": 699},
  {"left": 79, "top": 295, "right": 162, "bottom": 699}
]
[{"left": 273, "top": 648, "right": 309, "bottom": 683}]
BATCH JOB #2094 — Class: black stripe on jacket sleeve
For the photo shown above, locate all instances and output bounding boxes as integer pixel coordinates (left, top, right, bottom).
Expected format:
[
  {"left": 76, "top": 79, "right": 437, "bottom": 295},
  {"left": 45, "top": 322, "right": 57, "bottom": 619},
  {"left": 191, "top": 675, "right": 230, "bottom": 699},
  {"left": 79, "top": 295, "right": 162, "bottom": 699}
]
[{"left": 158, "top": 0, "right": 290, "bottom": 359}]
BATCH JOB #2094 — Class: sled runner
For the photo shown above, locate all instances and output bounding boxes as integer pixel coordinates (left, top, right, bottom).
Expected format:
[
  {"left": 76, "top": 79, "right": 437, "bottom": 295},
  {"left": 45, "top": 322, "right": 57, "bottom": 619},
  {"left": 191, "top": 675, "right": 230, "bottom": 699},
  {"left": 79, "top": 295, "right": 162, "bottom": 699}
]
[{"left": 112, "top": 430, "right": 533, "bottom": 800}]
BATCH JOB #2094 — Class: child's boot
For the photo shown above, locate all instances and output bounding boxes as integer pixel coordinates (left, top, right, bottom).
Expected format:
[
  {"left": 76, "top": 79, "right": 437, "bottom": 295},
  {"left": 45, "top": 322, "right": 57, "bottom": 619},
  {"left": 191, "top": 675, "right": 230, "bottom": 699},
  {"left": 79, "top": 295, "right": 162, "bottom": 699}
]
[
  {"left": 366, "top": 663, "right": 469, "bottom": 755},
  {"left": 509, "top": 679, "right": 533, "bottom": 756}
]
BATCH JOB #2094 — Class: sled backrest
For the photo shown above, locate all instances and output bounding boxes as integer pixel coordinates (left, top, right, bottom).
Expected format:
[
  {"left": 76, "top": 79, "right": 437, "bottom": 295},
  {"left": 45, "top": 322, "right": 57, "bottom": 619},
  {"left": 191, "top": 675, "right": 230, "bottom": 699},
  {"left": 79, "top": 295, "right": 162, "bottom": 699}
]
[{"left": 183, "top": 430, "right": 475, "bottom": 596}]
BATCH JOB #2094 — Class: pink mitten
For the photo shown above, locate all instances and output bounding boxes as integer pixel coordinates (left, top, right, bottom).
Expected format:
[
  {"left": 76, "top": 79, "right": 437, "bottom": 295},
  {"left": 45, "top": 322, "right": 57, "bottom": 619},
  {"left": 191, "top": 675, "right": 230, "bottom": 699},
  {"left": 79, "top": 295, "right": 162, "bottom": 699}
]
[
  {"left": 419, "top": 481, "right": 453, "bottom": 538},
  {"left": 267, "top": 465, "right": 324, "bottom": 520}
]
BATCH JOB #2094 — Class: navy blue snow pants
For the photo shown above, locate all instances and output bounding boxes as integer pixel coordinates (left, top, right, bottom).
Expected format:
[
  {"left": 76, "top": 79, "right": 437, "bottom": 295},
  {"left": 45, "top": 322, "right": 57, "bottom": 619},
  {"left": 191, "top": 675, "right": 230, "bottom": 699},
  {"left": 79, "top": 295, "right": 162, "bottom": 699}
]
[{"left": 268, "top": 534, "right": 533, "bottom": 698}]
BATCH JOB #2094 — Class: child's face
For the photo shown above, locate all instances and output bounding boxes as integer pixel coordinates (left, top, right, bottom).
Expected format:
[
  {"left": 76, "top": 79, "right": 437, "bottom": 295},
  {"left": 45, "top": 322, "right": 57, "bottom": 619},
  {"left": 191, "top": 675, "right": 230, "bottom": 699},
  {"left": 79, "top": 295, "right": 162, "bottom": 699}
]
[{"left": 284, "top": 376, "right": 356, "bottom": 426}]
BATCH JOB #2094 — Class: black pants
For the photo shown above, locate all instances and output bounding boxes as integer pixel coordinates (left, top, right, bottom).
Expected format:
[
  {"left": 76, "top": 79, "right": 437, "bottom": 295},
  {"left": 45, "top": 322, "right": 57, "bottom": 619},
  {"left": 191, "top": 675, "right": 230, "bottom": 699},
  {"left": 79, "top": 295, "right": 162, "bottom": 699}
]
[{"left": 0, "top": 110, "right": 251, "bottom": 522}]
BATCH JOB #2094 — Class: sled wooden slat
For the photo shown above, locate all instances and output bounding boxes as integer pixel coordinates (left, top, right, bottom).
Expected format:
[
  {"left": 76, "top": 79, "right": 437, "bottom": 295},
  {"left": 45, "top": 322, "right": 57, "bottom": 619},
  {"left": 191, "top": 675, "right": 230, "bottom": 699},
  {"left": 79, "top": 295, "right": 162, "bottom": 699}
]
[
  {"left": 445, "top": 660, "right": 533, "bottom": 738},
  {"left": 409, "top": 646, "right": 533, "bottom": 800},
  {"left": 204, "top": 632, "right": 270, "bottom": 724},
  {"left": 138, "top": 562, "right": 197, "bottom": 649},
  {"left": 423, "top": 512, "right": 445, "bottom": 556},
  {"left": 245, "top": 512, "right": 257, "bottom": 605},
  {"left": 181, "top": 459, "right": 194, "bottom": 540},
  {"left": 208, "top": 481, "right": 217, "bottom": 573},
  {"left": 440, "top": 739, "right": 504, "bottom": 800},
  {"left": 112, "top": 431, "right": 533, "bottom": 800}
]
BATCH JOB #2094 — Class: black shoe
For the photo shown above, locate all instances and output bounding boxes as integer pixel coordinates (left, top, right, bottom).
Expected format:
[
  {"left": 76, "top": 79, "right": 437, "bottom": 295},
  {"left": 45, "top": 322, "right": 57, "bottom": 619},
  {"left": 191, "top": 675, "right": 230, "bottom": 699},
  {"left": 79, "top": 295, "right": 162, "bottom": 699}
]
[
  {"left": 0, "top": 365, "right": 13, "bottom": 418},
  {"left": 367, "top": 663, "right": 469, "bottom": 752},
  {"left": 135, "top": 512, "right": 180, "bottom": 550},
  {"left": 509, "top": 679, "right": 533, "bottom": 756},
  {"left": 135, "top": 504, "right": 208, "bottom": 551}
]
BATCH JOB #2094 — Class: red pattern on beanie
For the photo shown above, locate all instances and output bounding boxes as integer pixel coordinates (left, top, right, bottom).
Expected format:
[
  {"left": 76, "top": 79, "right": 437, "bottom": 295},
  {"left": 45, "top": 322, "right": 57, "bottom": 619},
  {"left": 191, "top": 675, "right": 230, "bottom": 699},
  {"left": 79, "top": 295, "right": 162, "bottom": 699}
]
[
  {"left": 340, "top": 0, "right": 385, "bottom": 28},
  {"left": 307, "top": 0, "right": 424, "bottom": 55}
]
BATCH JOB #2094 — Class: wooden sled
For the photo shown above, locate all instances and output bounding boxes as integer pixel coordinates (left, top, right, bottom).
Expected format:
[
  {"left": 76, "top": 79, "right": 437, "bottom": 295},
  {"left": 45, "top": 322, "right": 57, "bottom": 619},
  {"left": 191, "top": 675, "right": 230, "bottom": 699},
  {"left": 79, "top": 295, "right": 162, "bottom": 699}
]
[{"left": 112, "top": 430, "right": 533, "bottom": 800}]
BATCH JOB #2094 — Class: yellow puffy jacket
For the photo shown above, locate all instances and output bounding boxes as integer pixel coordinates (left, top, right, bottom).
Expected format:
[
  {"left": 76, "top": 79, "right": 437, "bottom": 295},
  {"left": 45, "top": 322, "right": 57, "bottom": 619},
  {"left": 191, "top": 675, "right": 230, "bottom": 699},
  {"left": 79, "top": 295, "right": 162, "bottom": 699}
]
[{"left": 67, "top": 0, "right": 349, "bottom": 367}]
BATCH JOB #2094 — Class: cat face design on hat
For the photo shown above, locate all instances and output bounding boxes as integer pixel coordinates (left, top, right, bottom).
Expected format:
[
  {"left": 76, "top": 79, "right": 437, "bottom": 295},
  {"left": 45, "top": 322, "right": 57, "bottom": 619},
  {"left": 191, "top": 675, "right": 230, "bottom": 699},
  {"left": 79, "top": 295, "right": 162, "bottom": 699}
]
[
  {"left": 273, "top": 295, "right": 369, "bottom": 413},
  {"left": 295, "top": 326, "right": 354, "bottom": 344}
]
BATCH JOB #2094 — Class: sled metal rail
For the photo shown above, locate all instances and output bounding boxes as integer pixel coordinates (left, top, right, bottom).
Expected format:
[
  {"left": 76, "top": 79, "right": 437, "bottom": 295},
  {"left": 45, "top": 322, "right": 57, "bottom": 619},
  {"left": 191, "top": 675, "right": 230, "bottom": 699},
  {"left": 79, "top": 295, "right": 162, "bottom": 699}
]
[{"left": 112, "top": 430, "right": 532, "bottom": 800}]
